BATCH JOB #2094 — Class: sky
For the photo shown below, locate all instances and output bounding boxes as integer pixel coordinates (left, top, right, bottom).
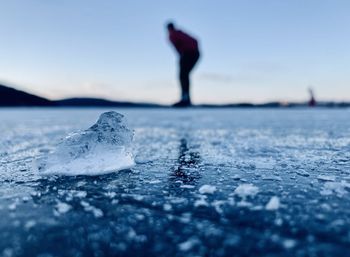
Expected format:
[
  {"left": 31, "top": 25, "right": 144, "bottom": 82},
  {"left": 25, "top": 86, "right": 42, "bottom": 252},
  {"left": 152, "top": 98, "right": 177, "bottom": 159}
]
[{"left": 0, "top": 0, "right": 349, "bottom": 104}]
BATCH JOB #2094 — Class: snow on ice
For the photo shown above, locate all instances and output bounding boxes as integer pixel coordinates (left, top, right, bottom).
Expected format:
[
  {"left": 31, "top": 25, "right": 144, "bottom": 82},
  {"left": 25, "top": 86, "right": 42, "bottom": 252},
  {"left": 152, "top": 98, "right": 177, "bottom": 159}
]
[
  {"left": 199, "top": 185, "right": 217, "bottom": 194},
  {"left": 265, "top": 196, "right": 280, "bottom": 211},
  {"left": 234, "top": 184, "right": 259, "bottom": 199}
]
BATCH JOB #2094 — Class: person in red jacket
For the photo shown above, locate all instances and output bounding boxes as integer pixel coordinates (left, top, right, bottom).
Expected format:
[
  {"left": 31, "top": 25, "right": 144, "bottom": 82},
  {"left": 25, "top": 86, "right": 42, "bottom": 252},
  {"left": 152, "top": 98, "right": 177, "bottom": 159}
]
[{"left": 166, "top": 22, "right": 200, "bottom": 107}]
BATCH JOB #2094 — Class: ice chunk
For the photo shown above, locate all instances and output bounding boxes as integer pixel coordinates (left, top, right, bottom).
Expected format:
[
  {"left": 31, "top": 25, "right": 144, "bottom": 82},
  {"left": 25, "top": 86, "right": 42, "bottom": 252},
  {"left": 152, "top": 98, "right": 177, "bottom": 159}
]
[
  {"left": 265, "top": 196, "right": 280, "bottom": 211},
  {"left": 212, "top": 200, "right": 225, "bottom": 214},
  {"left": 296, "top": 170, "right": 309, "bottom": 177},
  {"left": 24, "top": 220, "right": 36, "bottom": 230},
  {"left": 180, "top": 185, "right": 195, "bottom": 189},
  {"left": 148, "top": 179, "right": 161, "bottom": 184},
  {"left": 8, "top": 203, "right": 17, "bottom": 211},
  {"left": 194, "top": 196, "right": 209, "bottom": 207},
  {"left": 80, "top": 201, "right": 104, "bottom": 218},
  {"left": 178, "top": 237, "right": 200, "bottom": 251},
  {"left": 199, "top": 185, "right": 217, "bottom": 194},
  {"left": 234, "top": 184, "right": 259, "bottom": 199},
  {"left": 262, "top": 175, "right": 282, "bottom": 181},
  {"left": 35, "top": 111, "right": 134, "bottom": 176},
  {"left": 232, "top": 174, "right": 241, "bottom": 180},
  {"left": 55, "top": 201, "right": 72, "bottom": 214},
  {"left": 163, "top": 203, "right": 172, "bottom": 211},
  {"left": 317, "top": 175, "right": 336, "bottom": 182},
  {"left": 282, "top": 239, "right": 297, "bottom": 249}
]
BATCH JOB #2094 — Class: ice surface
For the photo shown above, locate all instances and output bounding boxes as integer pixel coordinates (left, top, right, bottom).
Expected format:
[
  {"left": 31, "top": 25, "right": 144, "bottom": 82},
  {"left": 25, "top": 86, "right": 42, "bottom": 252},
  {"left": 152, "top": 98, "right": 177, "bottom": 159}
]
[
  {"left": 35, "top": 111, "right": 134, "bottom": 176},
  {"left": 2, "top": 108, "right": 350, "bottom": 257}
]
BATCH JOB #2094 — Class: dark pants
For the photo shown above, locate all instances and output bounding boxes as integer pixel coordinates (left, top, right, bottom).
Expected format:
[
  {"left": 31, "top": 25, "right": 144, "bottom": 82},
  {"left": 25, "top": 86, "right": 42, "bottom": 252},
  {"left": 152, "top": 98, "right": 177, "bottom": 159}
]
[{"left": 179, "top": 50, "right": 200, "bottom": 103}]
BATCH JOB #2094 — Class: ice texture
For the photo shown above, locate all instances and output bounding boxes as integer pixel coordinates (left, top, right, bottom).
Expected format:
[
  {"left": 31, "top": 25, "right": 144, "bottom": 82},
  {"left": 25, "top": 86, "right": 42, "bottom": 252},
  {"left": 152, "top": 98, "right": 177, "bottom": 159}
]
[
  {"left": 35, "top": 111, "right": 134, "bottom": 176},
  {"left": 2, "top": 108, "right": 350, "bottom": 257}
]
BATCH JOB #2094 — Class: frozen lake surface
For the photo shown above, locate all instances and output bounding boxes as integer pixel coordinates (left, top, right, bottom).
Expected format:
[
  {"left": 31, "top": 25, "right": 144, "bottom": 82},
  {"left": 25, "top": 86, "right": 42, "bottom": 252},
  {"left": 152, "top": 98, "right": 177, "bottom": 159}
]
[{"left": 1, "top": 108, "right": 350, "bottom": 257}]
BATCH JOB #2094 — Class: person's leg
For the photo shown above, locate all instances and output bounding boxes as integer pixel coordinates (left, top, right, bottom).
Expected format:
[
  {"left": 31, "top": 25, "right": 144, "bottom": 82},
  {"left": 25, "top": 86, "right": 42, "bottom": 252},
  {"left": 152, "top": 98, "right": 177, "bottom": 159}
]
[
  {"left": 188, "top": 51, "right": 200, "bottom": 72},
  {"left": 179, "top": 56, "right": 191, "bottom": 104},
  {"left": 180, "top": 52, "right": 200, "bottom": 104},
  {"left": 177, "top": 52, "right": 200, "bottom": 106}
]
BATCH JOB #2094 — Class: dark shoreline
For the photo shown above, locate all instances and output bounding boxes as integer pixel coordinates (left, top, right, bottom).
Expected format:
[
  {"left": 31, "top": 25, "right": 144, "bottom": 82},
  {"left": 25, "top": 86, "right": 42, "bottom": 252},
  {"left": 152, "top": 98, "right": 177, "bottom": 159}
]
[{"left": 1, "top": 84, "right": 349, "bottom": 108}]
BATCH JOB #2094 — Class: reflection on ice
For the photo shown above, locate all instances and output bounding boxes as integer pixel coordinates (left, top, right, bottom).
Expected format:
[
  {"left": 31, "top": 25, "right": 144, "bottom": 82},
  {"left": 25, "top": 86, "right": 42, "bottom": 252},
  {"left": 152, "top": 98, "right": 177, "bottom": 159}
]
[{"left": 35, "top": 111, "right": 134, "bottom": 176}]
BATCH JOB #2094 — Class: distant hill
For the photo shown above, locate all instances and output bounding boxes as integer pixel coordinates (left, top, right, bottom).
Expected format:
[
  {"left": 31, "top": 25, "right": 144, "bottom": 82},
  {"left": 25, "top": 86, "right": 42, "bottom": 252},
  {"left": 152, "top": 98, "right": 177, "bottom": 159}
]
[
  {"left": 54, "top": 98, "right": 163, "bottom": 107},
  {"left": 0, "top": 84, "right": 54, "bottom": 106},
  {"left": 1, "top": 83, "right": 349, "bottom": 108},
  {"left": 197, "top": 102, "right": 283, "bottom": 108},
  {"left": 0, "top": 84, "right": 163, "bottom": 107}
]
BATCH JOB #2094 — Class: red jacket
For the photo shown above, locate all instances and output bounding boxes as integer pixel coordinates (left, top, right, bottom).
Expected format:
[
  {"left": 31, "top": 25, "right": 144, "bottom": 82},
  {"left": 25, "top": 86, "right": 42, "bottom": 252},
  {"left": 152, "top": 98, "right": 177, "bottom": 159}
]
[{"left": 169, "top": 30, "right": 198, "bottom": 55}]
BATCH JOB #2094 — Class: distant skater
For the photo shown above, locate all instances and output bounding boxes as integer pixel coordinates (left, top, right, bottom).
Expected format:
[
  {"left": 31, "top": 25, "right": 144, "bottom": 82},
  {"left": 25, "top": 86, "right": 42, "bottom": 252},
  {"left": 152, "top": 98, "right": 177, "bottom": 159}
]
[
  {"left": 166, "top": 22, "right": 200, "bottom": 107},
  {"left": 308, "top": 88, "right": 316, "bottom": 107}
]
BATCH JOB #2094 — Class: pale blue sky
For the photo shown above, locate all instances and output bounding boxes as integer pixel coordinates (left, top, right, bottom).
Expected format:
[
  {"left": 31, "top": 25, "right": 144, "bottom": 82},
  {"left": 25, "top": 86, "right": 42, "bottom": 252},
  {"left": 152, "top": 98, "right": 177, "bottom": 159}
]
[{"left": 0, "top": 0, "right": 349, "bottom": 104}]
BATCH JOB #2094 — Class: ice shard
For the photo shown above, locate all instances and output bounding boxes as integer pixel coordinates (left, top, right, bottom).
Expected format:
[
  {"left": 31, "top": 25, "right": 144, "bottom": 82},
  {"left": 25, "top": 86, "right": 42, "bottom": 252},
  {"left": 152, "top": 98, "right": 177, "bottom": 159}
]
[{"left": 35, "top": 111, "right": 134, "bottom": 176}]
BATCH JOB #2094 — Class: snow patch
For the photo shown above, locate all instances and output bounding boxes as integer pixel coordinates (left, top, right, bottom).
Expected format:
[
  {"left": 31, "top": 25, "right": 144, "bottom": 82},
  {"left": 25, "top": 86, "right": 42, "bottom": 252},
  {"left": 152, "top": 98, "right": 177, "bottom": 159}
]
[
  {"left": 320, "top": 181, "right": 350, "bottom": 197},
  {"left": 148, "top": 179, "right": 161, "bottom": 184},
  {"left": 24, "top": 220, "right": 36, "bottom": 230},
  {"left": 80, "top": 201, "right": 104, "bottom": 218},
  {"left": 212, "top": 200, "right": 225, "bottom": 214},
  {"left": 234, "top": 184, "right": 259, "bottom": 199},
  {"left": 283, "top": 239, "right": 297, "bottom": 249},
  {"left": 317, "top": 175, "right": 336, "bottom": 182},
  {"left": 55, "top": 201, "right": 72, "bottom": 214},
  {"left": 265, "top": 196, "right": 280, "bottom": 211},
  {"left": 180, "top": 185, "right": 195, "bottom": 189},
  {"left": 236, "top": 201, "right": 253, "bottom": 207},
  {"left": 194, "top": 196, "right": 209, "bottom": 207},
  {"left": 8, "top": 203, "right": 17, "bottom": 211},
  {"left": 199, "top": 185, "right": 217, "bottom": 194},
  {"left": 178, "top": 238, "right": 200, "bottom": 251},
  {"left": 163, "top": 203, "right": 172, "bottom": 211}
]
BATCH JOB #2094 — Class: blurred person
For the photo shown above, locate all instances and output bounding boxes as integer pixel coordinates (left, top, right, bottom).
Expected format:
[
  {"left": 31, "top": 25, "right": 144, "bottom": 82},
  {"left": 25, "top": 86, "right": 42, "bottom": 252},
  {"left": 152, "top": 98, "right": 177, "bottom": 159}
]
[
  {"left": 166, "top": 22, "right": 200, "bottom": 107},
  {"left": 308, "top": 88, "right": 316, "bottom": 107}
]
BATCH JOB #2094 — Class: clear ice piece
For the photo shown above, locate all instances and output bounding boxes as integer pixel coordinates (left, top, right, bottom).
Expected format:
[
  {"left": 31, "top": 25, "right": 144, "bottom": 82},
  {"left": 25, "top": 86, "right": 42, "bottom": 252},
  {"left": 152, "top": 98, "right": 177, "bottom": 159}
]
[{"left": 35, "top": 111, "right": 134, "bottom": 176}]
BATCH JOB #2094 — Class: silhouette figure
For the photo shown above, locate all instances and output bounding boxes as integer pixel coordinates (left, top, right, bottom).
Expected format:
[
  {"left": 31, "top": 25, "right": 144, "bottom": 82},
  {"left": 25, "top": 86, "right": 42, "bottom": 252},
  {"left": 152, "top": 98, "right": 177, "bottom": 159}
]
[
  {"left": 308, "top": 88, "right": 316, "bottom": 107},
  {"left": 166, "top": 22, "right": 200, "bottom": 107}
]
